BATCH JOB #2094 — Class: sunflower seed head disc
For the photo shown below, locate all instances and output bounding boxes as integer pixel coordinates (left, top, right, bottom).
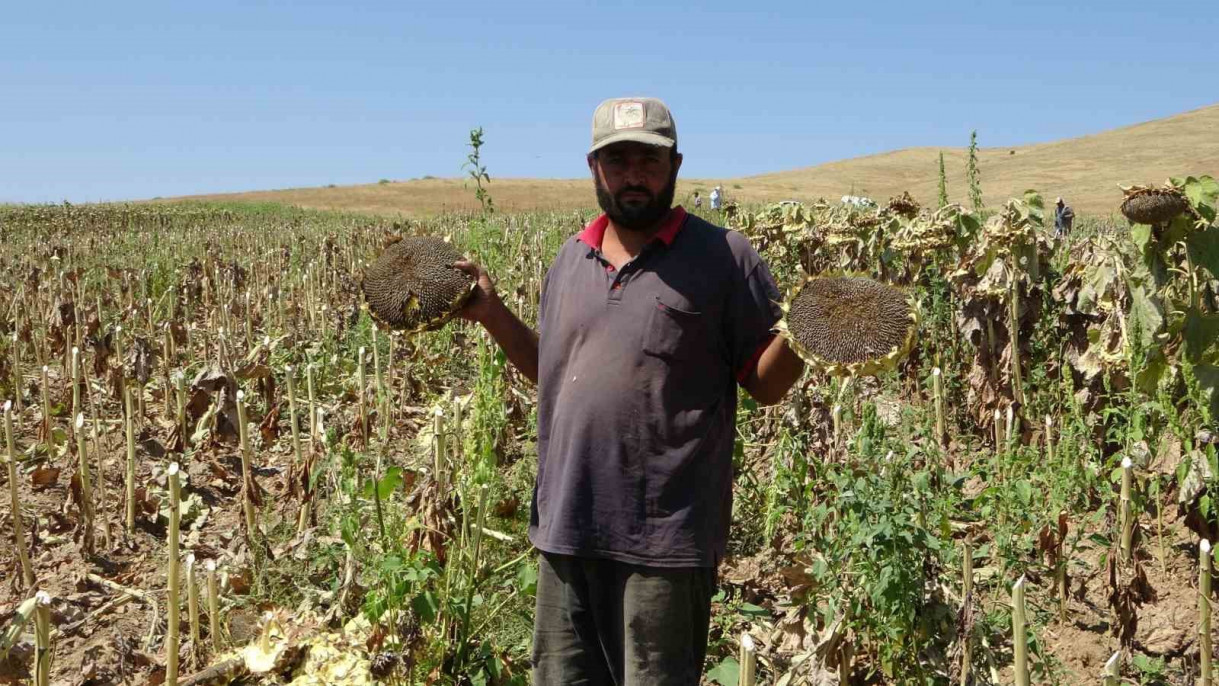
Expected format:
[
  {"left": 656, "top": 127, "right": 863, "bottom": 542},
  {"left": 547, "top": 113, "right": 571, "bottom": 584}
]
[
  {"left": 779, "top": 275, "right": 917, "bottom": 377},
  {"left": 361, "top": 236, "right": 476, "bottom": 333},
  {"left": 1119, "top": 186, "right": 1190, "bottom": 225}
]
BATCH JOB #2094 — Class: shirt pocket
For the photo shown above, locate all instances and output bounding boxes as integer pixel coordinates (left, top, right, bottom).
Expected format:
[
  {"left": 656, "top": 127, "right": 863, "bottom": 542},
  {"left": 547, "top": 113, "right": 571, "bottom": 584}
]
[{"left": 643, "top": 295, "right": 706, "bottom": 361}]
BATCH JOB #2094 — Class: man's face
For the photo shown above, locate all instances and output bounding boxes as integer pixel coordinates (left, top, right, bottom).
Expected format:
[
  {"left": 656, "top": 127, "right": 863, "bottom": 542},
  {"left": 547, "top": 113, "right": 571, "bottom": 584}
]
[{"left": 589, "top": 142, "right": 682, "bottom": 232}]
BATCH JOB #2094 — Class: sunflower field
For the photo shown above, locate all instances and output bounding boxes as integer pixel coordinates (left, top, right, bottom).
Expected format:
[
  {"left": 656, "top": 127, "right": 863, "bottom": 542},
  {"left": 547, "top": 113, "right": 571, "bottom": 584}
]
[{"left": 1, "top": 173, "right": 1218, "bottom": 685}]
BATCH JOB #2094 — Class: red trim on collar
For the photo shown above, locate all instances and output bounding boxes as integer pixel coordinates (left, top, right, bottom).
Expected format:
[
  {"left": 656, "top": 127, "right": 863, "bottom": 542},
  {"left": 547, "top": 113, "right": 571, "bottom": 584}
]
[
  {"left": 576, "top": 215, "right": 610, "bottom": 249},
  {"left": 577, "top": 206, "right": 688, "bottom": 250},
  {"left": 654, "top": 206, "right": 688, "bottom": 245}
]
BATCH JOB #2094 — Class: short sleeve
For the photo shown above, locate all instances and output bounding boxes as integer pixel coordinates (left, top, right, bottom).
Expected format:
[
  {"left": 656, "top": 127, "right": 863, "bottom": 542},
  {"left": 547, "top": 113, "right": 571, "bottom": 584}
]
[
  {"left": 537, "top": 265, "right": 553, "bottom": 336},
  {"left": 724, "top": 252, "right": 783, "bottom": 382}
]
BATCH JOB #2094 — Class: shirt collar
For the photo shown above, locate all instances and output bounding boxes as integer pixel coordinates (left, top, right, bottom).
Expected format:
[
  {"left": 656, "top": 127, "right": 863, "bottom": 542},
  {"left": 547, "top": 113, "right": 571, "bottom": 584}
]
[{"left": 577, "top": 206, "right": 688, "bottom": 251}]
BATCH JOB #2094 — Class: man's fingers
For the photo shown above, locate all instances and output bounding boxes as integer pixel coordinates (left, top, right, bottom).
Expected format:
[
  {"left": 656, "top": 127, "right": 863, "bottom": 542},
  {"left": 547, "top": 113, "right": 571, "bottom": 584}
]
[{"left": 452, "top": 260, "right": 480, "bottom": 278}]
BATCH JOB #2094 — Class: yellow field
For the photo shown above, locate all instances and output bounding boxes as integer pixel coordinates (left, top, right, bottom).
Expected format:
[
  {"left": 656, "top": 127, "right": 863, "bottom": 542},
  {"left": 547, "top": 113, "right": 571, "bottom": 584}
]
[{"left": 170, "top": 103, "right": 1219, "bottom": 217}]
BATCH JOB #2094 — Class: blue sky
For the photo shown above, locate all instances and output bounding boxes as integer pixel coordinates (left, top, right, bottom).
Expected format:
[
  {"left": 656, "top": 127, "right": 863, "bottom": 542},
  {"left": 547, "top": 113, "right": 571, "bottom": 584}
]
[{"left": 2, "top": 0, "right": 1215, "bottom": 203}]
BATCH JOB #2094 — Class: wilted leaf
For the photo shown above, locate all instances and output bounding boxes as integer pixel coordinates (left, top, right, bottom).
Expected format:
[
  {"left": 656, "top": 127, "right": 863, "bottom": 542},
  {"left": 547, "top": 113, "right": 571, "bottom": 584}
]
[
  {"left": 1150, "top": 435, "right": 1183, "bottom": 476},
  {"left": 226, "top": 567, "right": 254, "bottom": 595},
  {"left": 235, "top": 363, "right": 272, "bottom": 381},
  {"left": 31, "top": 466, "right": 61, "bottom": 489},
  {"left": 1078, "top": 262, "right": 1117, "bottom": 315},
  {"left": 493, "top": 495, "right": 519, "bottom": 518},
  {"left": 133, "top": 487, "right": 160, "bottom": 516},
  {"left": 1179, "top": 450, "right": 1212, "bottom": 507},
  {"left": 138, "top": 431, "right": 166, "bottom": 459},
  {"left": 259, "top": 402, "right": 282, "bottom": 443},
  {"left": 191, "top": 401, "right": 219, "bottom": 446},
  {"left": 126, "top": 337, "right": 158, "bottom": 385}
]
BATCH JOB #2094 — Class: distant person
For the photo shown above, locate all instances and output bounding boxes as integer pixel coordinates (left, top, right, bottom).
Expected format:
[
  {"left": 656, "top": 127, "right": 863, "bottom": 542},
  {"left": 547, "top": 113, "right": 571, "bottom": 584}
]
[
  {"left": 710, "top": 185, "right": 722, "bottom": 210},
  {"left": 693, "top": 190, "right": 702, "bottom": 209},
  {"left": 1054, "top": 197, "right": 1075, "bottom": 238}
]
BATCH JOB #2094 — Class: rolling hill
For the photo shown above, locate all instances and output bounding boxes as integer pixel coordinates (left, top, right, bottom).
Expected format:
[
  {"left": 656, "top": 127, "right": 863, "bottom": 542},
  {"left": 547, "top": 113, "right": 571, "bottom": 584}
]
[{"left": 173, "top": 103, "right": 1219, "bottom": 217}]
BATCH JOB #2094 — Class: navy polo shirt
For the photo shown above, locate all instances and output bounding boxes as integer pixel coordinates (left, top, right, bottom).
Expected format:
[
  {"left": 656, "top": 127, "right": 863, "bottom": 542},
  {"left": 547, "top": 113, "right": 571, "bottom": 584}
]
[{"left": 530, "top": 207, "right": 782, "bottom": 567}]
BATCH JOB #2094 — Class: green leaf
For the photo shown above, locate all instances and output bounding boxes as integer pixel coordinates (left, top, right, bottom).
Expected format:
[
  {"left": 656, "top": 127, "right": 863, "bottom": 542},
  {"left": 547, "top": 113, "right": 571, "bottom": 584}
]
[
  {"left": 517, "top": 561, "right": 538, "bottom": 597},
  {"left": 1014, "top": 480, "right": 1033, "bottom": 506},
  {"left": 706, "top": 657, "right": 740, "bottom": 686},
  {"left": 483, "top": 650, "right": 505, "bottom": 681},
  {"left": 361, "top": 466, "right": 404, "bottom": 500},
  {"left": 378, "top": 467, "right": 403, "bottom": 499},
  {"left": 340, "top": 521, "right": 357, "bottom": 549},
  {"left": 1194, "top": 364, "right": 1219, "bottom": 419},
  {"left": 1126, "top": 283, "right": 1164, "bottom": 348},
  {"left": 1187, "top": 226, "right": 1219, "bottom": 281},
  {"left": 738, "top": 603, "right": 770, "bottom": 618},
  {"left": 1163, "top": 215, "right": 1194, "bottom": 246},
  {"left": 1135, "top": 348, "right": 1168, "bottom": 395},
  {"left": 1022, "top": 189, "right": 1044, "bottom": 211},
  {"left": 1184, "top": 308, "right": 1219, "bottom": 364},
  {"left": 411, "top": 590, "right": 439, "bottom": 624},
  {"left": 1130, "top": 223, "right": 1153, "bottom": 251},
  {"left": 1184, "top": 175, "right": 1219, "bottom": 222}
]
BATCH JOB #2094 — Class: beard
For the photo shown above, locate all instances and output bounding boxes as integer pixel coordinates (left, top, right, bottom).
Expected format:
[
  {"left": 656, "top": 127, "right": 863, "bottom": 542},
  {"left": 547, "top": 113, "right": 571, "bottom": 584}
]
[{"left": 594, "top": 170, "right": 678, "bottom": 233}]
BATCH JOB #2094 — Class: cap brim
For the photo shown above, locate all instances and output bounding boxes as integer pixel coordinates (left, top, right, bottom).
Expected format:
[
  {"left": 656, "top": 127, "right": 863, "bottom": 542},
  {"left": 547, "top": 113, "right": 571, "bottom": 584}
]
[{"left": 589, "top": 131, "right": 675, "bottom": 154}]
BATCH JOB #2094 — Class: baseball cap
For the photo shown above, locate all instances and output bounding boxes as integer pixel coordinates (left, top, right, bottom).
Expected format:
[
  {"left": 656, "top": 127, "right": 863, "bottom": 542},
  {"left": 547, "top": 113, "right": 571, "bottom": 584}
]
[{"left": 589, "top": 97, "right": 677, "bottom": 155}]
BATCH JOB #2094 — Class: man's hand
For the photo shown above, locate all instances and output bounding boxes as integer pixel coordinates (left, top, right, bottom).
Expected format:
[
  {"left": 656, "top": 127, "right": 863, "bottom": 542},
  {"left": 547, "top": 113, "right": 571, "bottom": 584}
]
[{"left": 453, "top": 260, "right": 501, "bottom": 324}]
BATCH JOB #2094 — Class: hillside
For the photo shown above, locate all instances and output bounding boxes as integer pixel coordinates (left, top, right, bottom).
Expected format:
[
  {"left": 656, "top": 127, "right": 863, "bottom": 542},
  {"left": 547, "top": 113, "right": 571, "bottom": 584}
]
[{"left": 172, "top": 104, "right": 1219, "bottom": 217}]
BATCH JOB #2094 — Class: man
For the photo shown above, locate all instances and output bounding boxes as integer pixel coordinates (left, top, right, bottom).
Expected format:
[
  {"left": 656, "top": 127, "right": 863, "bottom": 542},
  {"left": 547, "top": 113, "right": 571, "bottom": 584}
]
[
  {"left": 710, "top": 185, "right": 722, "bottom": 211},
  {"left": 455, "top": 97, "right": 804, "bottom": 685},
  {"left": 1054, "top": 196, "right": 1075, "bottom": 239}
]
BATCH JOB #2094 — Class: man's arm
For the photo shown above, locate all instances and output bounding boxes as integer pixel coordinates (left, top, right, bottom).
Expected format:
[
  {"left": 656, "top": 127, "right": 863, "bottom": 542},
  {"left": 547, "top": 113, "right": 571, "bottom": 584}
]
[
  {"left": 740, "top": 336, "right": 804, "bottom": 406},
  {"left": 453, "top": 261, "right": 540, "bottom": 384}
]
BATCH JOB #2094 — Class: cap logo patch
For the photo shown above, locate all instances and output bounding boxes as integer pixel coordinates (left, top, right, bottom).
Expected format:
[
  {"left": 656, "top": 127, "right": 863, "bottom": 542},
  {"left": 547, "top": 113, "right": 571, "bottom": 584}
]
[{"left": 613, "top": 101, "right": 645, "bottom": 130}]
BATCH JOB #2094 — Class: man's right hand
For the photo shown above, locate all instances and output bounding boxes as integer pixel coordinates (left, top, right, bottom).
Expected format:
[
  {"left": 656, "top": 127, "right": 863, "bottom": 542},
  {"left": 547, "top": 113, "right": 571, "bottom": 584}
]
[{"left": 453, "top": 260, "right": 502, "bottom": 325}]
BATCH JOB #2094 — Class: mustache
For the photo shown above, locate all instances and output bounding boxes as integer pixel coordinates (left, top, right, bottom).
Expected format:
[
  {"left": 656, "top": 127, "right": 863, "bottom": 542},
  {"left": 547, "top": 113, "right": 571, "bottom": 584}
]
[{"left": 616, "top": 186, "right": 653, "bottom": 200}]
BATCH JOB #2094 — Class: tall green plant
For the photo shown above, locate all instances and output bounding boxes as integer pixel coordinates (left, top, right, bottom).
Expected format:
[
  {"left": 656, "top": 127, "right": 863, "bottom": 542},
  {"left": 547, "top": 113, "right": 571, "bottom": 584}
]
[
  {"left": 463, "top": 127, "right": 494, "bottom": 215},
  {"left": 938, "top": 151, "right": 949, "bottom": 209},
  {"left": 967, "top": 131, "right": 983, "bottom": 214}
]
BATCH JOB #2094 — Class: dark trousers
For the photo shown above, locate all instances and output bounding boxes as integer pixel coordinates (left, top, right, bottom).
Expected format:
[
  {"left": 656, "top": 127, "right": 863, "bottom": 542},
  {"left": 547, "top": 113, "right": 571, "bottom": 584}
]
[{"left": 531, "top": 552, "right": 716, "bottom": 686}]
